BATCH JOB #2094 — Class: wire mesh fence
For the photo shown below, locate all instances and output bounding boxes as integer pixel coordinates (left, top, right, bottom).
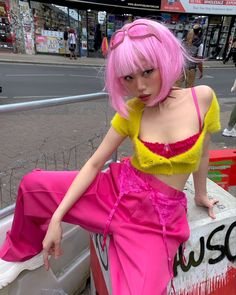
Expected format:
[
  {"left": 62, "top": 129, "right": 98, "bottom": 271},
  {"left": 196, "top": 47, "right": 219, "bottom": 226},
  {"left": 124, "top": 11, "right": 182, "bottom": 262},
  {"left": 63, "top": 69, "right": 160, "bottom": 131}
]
[{"left": 0, "top": 93, "right": 122, "bottom": 210}]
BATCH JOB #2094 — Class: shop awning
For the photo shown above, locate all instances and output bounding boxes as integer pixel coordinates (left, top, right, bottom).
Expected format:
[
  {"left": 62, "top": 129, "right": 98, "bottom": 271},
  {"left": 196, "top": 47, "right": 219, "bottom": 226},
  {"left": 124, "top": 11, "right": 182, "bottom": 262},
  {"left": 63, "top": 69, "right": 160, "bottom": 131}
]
[{"left": 32, "top": 0, "right": 161, "bottom": 14}]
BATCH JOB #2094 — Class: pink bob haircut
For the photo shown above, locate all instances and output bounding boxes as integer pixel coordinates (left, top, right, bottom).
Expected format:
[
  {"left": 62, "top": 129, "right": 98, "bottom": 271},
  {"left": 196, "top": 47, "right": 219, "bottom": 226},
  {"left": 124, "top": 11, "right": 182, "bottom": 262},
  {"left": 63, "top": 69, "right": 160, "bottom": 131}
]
[{"left": 105, "top": 18, "right": 191, "bottom": 118}]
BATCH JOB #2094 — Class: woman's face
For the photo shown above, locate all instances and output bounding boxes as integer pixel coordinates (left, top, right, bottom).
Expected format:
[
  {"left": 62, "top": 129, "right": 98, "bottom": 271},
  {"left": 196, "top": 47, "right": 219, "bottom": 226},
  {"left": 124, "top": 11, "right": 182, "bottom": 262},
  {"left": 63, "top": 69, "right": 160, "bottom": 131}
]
[{"left": 121, "top": 66, "right": 161, "bottom": 104}]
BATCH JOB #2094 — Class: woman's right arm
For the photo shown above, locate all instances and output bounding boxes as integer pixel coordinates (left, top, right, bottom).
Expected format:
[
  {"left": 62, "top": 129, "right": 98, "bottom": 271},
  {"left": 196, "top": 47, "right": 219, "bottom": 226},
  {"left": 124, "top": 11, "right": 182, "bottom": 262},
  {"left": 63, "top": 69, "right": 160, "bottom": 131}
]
[
  {"left": 42, "top": 127, "right": 126, "bottom": 268},
  {"left": 53, "top": 127, "right": 125, "bottom": 220}
]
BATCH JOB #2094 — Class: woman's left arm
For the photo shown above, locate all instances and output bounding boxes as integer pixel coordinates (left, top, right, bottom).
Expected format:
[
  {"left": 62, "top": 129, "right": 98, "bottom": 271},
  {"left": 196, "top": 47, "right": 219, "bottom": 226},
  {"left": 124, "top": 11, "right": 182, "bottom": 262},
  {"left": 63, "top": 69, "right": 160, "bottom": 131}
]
[{"left": 192, "top": 133, "right": 219, "bottom": 219}]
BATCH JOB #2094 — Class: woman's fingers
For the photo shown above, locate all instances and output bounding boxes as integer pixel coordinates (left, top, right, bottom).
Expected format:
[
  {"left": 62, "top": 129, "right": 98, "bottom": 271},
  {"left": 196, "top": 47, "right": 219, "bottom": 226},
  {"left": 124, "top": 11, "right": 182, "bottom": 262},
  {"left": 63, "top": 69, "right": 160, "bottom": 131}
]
[
  {"left": 54, "top": 242, "right": 62, "bottom": 259},
  {"left": 195, "top": 197, "right": 219, "bottom": 219},
  {"left": 43, "top": 248, "right": 50, "bottom": 271},
  {"left": 208, "top": 199, "right": 219, "bottom": 219},
  {"left": 42, "top": 242, "right": 63, "bottom": 270}
]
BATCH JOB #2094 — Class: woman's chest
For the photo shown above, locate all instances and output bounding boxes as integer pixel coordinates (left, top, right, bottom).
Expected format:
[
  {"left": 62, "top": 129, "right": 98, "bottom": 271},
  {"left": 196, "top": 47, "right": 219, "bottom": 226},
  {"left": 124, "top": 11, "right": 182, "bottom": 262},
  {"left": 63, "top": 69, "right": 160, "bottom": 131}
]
[{"left": 139, "top": 104, "right": 199, "bottom": 144}]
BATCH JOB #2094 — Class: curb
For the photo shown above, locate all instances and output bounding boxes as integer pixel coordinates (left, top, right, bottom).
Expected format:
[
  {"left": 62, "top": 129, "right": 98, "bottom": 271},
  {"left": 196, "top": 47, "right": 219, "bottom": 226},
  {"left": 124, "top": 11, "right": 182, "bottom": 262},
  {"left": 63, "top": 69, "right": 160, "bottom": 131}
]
[
  {"left": 0, "top": 57, "right": 234, "bottom": 69},
  {"left": 0, "top": 59, "right": 105, "bottom": 67}
]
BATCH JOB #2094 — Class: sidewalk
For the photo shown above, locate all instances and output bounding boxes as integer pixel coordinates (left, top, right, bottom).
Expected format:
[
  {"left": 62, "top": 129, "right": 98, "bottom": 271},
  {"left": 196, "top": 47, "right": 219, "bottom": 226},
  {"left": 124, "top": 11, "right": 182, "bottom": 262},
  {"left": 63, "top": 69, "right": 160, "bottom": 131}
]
[
  {"left": 0, "top": 52, "right": 105, "bottom": 67},
  {"left": 0, "top": 51, "right": 235, "bottom": 68}
]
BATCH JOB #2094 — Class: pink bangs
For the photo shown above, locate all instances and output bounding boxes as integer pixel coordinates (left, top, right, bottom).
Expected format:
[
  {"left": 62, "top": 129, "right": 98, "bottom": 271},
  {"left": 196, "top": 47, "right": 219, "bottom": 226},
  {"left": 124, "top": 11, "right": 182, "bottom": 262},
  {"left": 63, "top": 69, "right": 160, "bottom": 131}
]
[{"left": 105, "top": 19, "right": 188, "bottom": 118}]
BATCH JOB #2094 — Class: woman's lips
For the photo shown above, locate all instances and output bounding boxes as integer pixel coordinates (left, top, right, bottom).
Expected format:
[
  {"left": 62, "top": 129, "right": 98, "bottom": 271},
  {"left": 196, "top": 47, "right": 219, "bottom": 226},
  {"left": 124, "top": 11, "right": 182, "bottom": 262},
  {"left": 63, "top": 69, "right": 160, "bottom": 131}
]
[{"left": 139, "top": 95, "right": 150, "bottom": 101}]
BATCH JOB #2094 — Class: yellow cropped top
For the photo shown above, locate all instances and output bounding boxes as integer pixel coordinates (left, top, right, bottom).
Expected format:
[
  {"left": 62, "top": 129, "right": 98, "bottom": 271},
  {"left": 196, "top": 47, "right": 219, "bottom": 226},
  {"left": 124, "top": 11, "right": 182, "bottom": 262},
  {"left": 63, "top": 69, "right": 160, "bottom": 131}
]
[{"left": 111, "top": 93, "right": 221, "bottom": 175}]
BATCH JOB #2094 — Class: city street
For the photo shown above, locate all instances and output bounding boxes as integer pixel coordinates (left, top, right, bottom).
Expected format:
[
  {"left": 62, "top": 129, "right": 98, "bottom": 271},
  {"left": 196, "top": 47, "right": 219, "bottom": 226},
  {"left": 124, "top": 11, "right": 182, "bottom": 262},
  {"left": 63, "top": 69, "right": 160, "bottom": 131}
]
[
  {"left": 0, "top": 63, "right": 105, "bottom": 103},
  {"left": 0, "top": 62, "right": 235, "bottom": 208},
  {"left": 0, "top": 62, "right": 235, "bottom": 102}
]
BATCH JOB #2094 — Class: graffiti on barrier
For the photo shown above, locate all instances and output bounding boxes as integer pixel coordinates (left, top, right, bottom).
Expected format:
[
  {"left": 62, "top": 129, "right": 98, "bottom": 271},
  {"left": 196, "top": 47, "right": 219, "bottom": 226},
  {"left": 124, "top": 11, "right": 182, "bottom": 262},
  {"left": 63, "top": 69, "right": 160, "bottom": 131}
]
[
  {"left": 94, "top": 221, "right": 236, "bottom": 277},
  {"left": 174, "top": 221, "right": 236, "bottom": 276}
]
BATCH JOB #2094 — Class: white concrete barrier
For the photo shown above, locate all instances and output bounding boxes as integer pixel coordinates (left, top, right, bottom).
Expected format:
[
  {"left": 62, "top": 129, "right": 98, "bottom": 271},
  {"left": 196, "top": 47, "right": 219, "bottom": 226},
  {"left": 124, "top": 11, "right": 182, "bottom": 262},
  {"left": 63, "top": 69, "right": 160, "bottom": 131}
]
[
  {"left": 90, "top": 177, "right": 236, "bottom": 295},
  {"left": 0, "top": 218, "right": 90, "bottom": 295}
]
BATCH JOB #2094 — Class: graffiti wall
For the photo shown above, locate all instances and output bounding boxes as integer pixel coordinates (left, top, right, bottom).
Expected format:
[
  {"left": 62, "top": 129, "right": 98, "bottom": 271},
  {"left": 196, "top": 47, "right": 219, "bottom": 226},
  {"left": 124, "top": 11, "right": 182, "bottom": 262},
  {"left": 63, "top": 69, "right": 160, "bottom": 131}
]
[
  {"left": 19, "top": 1, "right": 35, "bottom": 55},
  {"left": 7, "top": 0, "right": 25, "bottom": 53}
]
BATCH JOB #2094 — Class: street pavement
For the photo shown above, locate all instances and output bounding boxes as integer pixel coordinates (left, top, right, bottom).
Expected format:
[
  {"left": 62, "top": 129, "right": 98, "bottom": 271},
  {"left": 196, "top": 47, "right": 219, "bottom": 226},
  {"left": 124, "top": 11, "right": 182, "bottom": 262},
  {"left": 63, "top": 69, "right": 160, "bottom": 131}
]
[{"left": 0, "top": 51, "right": 235, "bottom": 68}]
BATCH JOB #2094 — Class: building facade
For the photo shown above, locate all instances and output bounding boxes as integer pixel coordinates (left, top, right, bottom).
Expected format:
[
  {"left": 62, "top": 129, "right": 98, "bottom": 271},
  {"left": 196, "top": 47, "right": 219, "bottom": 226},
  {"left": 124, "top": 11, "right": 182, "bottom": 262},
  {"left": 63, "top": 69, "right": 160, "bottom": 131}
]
[{"left": 0, "top": 0, "right": 235, "bottom": 59}]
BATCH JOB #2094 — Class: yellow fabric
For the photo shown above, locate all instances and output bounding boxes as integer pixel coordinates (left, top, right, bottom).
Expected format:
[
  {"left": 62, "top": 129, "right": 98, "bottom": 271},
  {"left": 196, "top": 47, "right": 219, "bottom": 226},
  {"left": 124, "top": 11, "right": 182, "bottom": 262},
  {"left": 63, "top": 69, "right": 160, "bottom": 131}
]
[{"left": 111, "top": 92, "right": 221, "bottom": 175}]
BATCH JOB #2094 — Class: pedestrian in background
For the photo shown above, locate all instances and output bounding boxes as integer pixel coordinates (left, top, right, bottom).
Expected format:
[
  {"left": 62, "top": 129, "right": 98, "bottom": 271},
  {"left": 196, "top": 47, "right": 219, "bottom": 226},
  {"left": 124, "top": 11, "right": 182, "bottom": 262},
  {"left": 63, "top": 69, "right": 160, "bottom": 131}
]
[
  {"left": 68, "top": 28, "right": 77, "bottom": 60},
  {"left": 176, "top": 24, "right": 203, "bottom": 87},
  {"left": 0, "top": 18, "right": 220, "bottom": 294},
  {"left": 222, "top": 78, "right": 236, "bottom": 137},
  {"left": 63, "top": 26, "right": 69, "bottom": 57},
  {"left": 223, "top": 38, "right": 236, "bottom": 66},
  {"left": 94, "top": 24, "right": 102, "bottom": 55},
  {"left": 101, "top": 33, "right": 108, "bottom": 57}
]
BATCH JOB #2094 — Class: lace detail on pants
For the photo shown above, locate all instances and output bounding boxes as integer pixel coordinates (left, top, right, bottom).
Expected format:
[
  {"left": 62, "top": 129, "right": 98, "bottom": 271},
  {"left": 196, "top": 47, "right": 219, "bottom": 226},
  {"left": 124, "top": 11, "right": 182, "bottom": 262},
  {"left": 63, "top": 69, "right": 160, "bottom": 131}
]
[{"left": 102, "top": 160, "right": 187, "bottom": 293}]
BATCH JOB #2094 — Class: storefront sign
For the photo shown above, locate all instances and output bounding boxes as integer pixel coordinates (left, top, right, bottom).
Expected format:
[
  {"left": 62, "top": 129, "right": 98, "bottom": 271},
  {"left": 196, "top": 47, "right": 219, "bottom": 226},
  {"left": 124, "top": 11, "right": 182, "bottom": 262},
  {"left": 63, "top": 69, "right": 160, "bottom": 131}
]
[
  {"left": 161, "top": 0, "right": 236, "bottom": 15},
  {"left": 98, "top": 11, "right": 106, "bottom": 25},
  {"left": 41, "top": 30, "right": 63, "bottom": 38},
  {"left": 36, "top": 34, "right": 64, "bottom": 54},
  {"left": 74, "top": 0, "right": 161, "bottom": 10}
]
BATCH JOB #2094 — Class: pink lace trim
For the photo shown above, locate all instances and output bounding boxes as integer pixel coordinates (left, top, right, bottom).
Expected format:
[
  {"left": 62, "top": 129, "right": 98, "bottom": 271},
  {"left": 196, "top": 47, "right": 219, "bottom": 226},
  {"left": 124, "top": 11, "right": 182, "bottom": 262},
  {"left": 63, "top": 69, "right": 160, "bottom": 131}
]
[
  {"left": 140, "top": 132, "right": 201, "bottom": 158},
  {"left": 102, "top": 160, "right": 186, "bottom": 294}
]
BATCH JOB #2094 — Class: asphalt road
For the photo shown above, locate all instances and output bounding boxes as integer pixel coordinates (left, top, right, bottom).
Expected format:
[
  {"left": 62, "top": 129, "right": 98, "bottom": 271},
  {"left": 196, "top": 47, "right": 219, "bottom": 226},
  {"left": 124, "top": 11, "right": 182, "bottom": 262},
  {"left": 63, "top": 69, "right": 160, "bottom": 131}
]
[
  {"left": 0, "top": 63, "right": 105, "bottom": 103},
  {"left": 0, "top": 62, "right": 235, "bottom": 102}
]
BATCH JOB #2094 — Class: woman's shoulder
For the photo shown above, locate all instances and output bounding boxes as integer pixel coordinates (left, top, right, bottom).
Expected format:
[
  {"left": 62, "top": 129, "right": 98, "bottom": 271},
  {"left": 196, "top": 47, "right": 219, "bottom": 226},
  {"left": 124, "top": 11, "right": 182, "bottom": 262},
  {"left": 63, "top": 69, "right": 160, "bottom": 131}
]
[
  {"left": 172, "top": 85, "right": 214, "bottom": 107},
  {"left": 192, "top": 85, "right": 215, "bottom": 113}
]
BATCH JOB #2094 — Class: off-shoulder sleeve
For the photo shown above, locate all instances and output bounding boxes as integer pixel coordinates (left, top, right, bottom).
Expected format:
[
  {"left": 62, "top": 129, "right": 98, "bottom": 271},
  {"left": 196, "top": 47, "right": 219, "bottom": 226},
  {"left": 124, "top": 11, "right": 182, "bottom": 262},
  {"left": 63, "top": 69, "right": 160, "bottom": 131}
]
[
  {"left": 111, "top": 112, "right": 129, "bottom": 137},
  {"left": 204, "top": 91, "right": 221, "bottom": 133}
]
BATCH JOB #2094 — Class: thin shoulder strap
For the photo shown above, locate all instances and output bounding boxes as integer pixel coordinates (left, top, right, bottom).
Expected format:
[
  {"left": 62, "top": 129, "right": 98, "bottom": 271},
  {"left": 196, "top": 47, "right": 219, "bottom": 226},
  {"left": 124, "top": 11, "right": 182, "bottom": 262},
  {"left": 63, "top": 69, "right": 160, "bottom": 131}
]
[{"left": 191, "top": 87, "right": 202, "bottom": 131}]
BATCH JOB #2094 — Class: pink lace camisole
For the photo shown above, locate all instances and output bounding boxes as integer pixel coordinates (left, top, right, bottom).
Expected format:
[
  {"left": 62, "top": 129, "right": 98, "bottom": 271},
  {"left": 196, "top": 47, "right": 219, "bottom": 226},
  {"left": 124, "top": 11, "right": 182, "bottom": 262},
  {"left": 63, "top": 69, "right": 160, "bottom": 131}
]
[{"left": 140, "top": 88, "right": 202, "bottom": 159}]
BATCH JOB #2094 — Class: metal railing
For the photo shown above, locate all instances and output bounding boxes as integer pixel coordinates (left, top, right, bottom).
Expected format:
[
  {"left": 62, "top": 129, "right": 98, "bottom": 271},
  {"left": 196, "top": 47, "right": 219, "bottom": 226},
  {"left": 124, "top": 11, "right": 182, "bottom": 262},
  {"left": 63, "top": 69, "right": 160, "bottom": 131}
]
[
  {"left": 0, "top": 92, "right": 108, "bottom": 113},
  {"left": 0, "top": 92, "right": 117, "bottom": 219}
]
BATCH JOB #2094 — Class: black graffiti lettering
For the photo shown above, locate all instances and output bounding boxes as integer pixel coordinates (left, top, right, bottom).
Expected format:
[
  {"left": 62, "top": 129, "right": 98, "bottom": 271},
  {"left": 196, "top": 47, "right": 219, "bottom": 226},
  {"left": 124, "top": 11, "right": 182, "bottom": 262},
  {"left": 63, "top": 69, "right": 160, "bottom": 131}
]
[
  {"left": 207, "top": 225, "right": 225, "bottom": 264},
  {"left": 181, "top": 237, "right": 205, "bottom": 271},
  {"left": 225, "top": 221, "right": 236, "bottom": 262},
  {"left": 173, "top": 245, "right": 183, "bottom": 277},
  {"left": 173, "top": 237, "right": 205, "bottom": 276},
  {"left": 188, "top": 237, "right": 205, "bottom": 267}
]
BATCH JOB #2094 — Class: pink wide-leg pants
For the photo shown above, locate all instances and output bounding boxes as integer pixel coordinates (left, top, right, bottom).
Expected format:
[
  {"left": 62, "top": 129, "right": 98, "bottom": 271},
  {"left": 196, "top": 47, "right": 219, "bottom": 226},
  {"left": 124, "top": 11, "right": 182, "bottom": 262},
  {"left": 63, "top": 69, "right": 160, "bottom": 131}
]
[{"left": 0, "top": 161, "right": 190, "bottom": 295}]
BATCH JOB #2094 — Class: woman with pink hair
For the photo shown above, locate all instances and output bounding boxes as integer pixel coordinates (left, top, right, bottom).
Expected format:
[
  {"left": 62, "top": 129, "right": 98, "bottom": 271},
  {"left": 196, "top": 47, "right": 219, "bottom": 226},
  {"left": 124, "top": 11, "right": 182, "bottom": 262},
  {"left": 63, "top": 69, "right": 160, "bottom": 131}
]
[{"left": 0, "top": 18, "right": 221, "bottom": 294}]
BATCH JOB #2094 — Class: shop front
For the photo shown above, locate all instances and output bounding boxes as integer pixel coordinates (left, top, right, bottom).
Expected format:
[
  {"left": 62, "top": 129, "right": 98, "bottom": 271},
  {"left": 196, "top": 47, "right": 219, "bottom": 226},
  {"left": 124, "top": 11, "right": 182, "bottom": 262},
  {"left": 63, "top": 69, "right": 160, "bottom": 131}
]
[
  {"left": 26, "top": 0, "right": 162, "bottom": 57},
  {"left": 30, "top": 1, "right": 79, "bottom": 55},
  {"left": 2, "top": 0, "right": 235, "bottom": 59},
  {"left": 160, "top": 0, "right": 236, "bottom": 59},
  {"left": 0, "top": 0, "right": 13, "bottom": 51}
]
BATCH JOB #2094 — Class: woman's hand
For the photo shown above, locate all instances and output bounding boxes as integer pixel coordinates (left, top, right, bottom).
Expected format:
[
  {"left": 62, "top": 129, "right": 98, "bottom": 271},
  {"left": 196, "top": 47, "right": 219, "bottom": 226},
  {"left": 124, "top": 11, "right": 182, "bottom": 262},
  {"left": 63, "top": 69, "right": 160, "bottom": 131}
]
[
  {"left": 42, "top": 217, "right": 63, "bottom": 270},
  {"left": 194, "top": 195, "right": 219, "bottom": 219}
]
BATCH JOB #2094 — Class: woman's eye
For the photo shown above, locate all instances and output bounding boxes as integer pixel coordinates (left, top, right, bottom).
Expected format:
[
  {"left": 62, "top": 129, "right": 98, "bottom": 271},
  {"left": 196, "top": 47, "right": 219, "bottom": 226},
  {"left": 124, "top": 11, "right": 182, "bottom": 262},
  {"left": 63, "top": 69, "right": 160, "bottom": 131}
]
[
  {"left": 124, "top": 75, "right": 133, "bottom": 81},
  {"left": 143, "top": 69, "right": 154, "bottom": 76}
]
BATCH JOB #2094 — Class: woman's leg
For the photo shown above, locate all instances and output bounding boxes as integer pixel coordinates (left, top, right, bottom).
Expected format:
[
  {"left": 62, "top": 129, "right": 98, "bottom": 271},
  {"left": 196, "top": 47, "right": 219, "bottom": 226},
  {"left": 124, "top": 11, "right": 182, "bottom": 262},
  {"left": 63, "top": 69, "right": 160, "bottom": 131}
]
[
  {"left": 0, "top": 170, "right": 78, "bottom": 261},
  {"left": 0, "top": 168, "right": 116, "bottom": 262},
  {"left": 228, "top": 104, "right": 236, "bottom": 129},
  {"left": 109, "top": 190, "right": 189, "bottom": 295}
]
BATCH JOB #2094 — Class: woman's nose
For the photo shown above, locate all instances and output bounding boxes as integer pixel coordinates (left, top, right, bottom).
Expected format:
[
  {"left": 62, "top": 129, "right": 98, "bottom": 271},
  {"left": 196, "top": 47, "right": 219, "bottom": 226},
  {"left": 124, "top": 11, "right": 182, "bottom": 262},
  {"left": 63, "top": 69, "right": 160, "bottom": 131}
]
[{"left": 136, "top": 77, "right": 146, "bottom": 91}]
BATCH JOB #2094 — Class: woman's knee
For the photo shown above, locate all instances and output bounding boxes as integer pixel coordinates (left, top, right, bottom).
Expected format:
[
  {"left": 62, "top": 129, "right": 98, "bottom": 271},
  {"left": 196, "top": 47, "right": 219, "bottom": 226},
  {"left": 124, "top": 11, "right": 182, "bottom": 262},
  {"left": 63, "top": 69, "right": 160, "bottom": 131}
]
[{"left": 20, "top": 169, "right": 46, "bottom": 192}]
